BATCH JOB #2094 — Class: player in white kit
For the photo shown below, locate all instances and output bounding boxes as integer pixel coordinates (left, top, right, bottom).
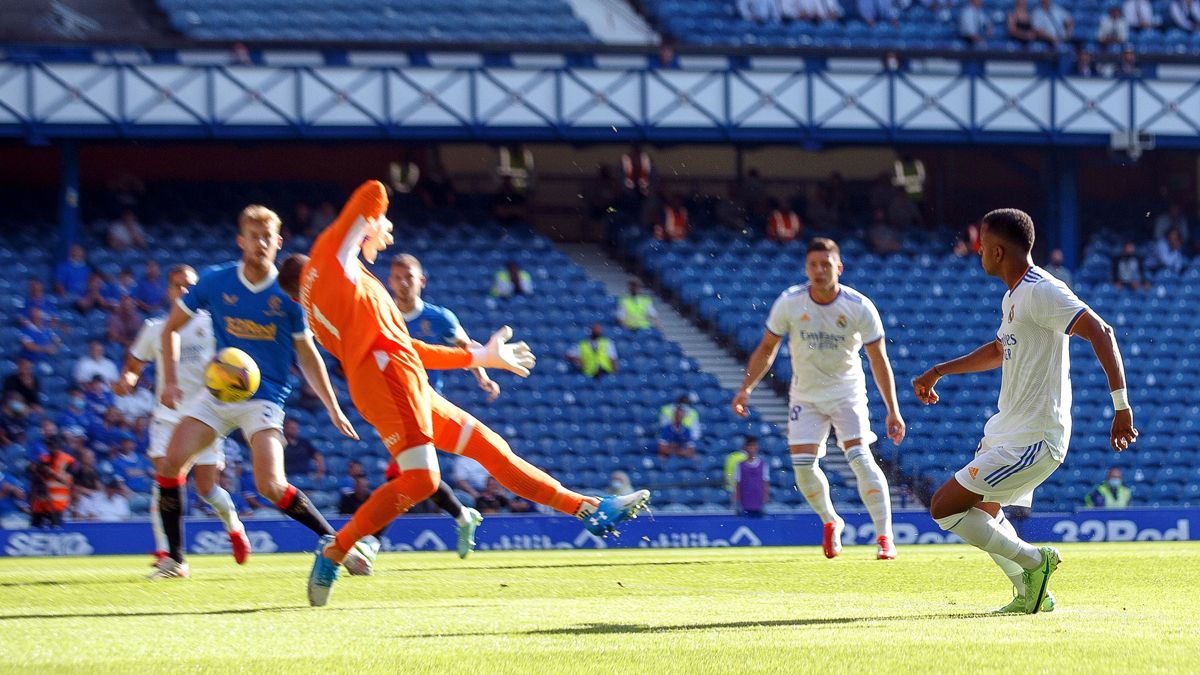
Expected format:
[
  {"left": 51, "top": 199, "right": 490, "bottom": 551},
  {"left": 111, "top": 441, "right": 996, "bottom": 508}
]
[
  {"left": 912, "top": 209, "right": 1138, "bottom": 614},
  {"left": 113, "top": 265, "right": 251, "bottom": 570},
  {"left": 733, "top": 238, "right": 906, "bottom": 560}
]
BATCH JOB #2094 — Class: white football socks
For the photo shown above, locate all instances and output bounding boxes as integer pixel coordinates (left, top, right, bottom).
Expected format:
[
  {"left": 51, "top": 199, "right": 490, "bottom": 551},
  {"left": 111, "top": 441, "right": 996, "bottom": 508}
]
[
  {"left": 846, "top": 445, "right": 893, "bottom": 540},
  {"left": 990, "top": 512, "right": 1027, "bottom": 594},
  {"left": 201, "top": 486, "right": 244, "bottom": 534},
  {"left": 149, "top": 482, "right": 168, "bottom": 553},
  {"left": 791, "top": 454, "right": 839, "bottom": 525},
  {"left": 935, "top": 507, "right": 1042, "bottom": 569}
]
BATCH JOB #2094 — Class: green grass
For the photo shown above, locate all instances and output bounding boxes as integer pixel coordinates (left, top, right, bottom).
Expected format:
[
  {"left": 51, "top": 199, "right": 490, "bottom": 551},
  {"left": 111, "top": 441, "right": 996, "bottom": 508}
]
[{"left": 1, "top": 543, "right": 1197, "bottom": 673}]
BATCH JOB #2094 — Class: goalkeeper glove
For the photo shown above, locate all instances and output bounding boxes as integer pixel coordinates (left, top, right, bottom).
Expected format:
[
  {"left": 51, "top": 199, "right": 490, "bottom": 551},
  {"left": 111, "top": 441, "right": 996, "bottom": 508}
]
[{"left": 468, "top": 326, "right": 536, "bottom": 377}]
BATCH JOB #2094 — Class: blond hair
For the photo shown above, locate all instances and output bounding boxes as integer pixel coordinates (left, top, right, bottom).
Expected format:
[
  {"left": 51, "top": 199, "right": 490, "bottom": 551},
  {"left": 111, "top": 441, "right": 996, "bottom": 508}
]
[{"left": 237, "top": 205, "right": 282, "bottom": 233}]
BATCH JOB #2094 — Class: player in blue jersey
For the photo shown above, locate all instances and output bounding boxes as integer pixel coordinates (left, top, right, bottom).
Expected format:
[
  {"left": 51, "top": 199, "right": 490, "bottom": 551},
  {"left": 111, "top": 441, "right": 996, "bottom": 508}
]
[
  {"left": 380, "top": 253, "right": 499, "bottom": 557},
  {"left": 149, "top": 205, "right": 367, "bottom": 579}
]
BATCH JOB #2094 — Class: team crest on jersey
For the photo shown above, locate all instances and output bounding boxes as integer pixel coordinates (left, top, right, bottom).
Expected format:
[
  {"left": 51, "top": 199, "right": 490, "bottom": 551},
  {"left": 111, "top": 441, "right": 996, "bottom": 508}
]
[
  {"left": 223, "top": 293, "right": 238, "bottom": 305},
  {"left": 836, "top": 314, "right": 847, "bottom": 328},
  {"left": 968, "top": 467, "right": 979, "bottom": 479},
  {"left": 265, "top": 295, "right": 286, "bottom": 317},
  {"left": 420, "top": 320, "right": 432, "bottom": 334},
  {"left": 1008, "top": 305, "right": 1015, "bottom": 323}
]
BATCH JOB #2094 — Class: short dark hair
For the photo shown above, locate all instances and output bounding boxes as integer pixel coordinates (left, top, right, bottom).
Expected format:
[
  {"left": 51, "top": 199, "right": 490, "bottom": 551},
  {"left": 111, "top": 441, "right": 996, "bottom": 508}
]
[
  {"left": 807, "top": 237, "right": 841, "bottom": 258},
  {"left": 981, "top": 209, "right": 1036, "bottom": 252},
  {"left": 278, "top": 253, "right": 310, "bottom": 299}
]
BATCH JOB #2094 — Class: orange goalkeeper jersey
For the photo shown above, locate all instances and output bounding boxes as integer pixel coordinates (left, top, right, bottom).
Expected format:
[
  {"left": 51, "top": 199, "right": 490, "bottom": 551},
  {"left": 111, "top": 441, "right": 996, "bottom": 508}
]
[{"left": 300, "top": 180, "right": 472, "bottom": 372}]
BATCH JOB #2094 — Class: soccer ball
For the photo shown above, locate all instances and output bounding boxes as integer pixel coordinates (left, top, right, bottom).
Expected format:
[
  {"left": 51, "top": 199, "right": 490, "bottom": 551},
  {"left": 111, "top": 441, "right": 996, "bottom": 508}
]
[{"left": 205, "top": 347, "right": 261, "bottom": 403}]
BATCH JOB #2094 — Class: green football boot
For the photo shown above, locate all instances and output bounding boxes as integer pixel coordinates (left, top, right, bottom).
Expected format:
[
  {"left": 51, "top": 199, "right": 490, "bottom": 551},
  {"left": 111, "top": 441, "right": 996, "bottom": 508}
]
[
  {"left": 994, "top": 591, "right": 1056, "bottom": 614},
  {"left": 1021, "top": 547, "right": 1062, "bottom": 614}
]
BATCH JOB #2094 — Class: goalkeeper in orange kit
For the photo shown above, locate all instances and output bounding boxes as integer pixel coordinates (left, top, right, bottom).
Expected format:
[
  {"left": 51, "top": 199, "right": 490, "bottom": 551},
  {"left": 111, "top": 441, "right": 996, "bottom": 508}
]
[{"left": 278, "top": 180, "right": 650, "bottom": 606}]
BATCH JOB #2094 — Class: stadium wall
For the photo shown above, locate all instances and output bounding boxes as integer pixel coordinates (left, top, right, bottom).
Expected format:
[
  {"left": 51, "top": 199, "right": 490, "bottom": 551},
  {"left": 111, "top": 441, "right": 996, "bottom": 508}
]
[{"left": 2, "top": 509, "right": 1193, "bottom": 557}]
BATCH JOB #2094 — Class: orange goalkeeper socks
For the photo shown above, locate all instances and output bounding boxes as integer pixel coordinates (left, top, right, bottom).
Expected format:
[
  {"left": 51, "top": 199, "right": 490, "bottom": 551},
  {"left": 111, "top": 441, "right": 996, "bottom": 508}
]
[
  {"left": 460, "top": 422, "right": 598, "bottom": 517},
  {"left": 329, "top": 469, "right": 439, "bottom": 561}
]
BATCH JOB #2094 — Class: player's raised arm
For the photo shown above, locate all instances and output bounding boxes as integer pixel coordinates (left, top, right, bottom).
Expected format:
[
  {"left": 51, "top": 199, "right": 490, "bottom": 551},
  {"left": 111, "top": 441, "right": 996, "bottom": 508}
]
[
  {"left": 311, "top": 180, "right": 392, "bottom": 270},
  {"left": 1069, "top": 310, "right": 1137, "bottom": 452},
  {"left": 414, "top": 327, "right": 536, "bottom": 378},
  {"left": 452, "top": 330, "right": 501, "bottom": 401},
  {"left": 732, "top": 330, "right": 784, "bottom": 417},
  {"left": 864, "top": 339, "right": 905, "bottom": 445},
  {"left": 114, "top": 318, "right": 159, "bottom": 396},
  {"left": 159, "top": 302, "right": 193, "bottom": 409},
  {"left": 294, "top": 333, "right": 359, "bottom": 441},
  {"left": 911, "top": 339, "right": 1003, "bottom": 406}
]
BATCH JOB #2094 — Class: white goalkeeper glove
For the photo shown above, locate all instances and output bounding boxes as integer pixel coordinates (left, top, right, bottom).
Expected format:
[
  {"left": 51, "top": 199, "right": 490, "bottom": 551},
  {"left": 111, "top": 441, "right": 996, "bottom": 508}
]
[
  {"left": 468, "top": 326, "right": 536, "bottom": 377},
  {"left": 361, "top": 215, "right": 394, "bottom": 264}
]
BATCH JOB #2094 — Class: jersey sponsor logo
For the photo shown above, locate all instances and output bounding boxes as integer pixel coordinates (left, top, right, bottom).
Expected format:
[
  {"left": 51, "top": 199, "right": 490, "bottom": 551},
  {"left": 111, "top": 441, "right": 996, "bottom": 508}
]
[
  {"left": 223, "top": 293, "right": 238, "bottom": 305},
  {"left": 796, "top": 329, "right": 848, "bottom": 350},
  {"left": 224, "top": 316, "right": 278, "bottom": 341},
  {"left": 265, "top": 295, "right": 287, "bottom": 317}
]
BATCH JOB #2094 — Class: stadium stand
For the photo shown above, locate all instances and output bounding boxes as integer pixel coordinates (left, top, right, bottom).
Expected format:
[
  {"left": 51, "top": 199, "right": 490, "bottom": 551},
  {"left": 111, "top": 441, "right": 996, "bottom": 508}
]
[
  {"left": 154, "top": 0, "right": 597, "bottom": 45},
  {"left": 624, "top": 223, "right": 1200, "bottom": 512},
  {"left": 641, "top": 0, "right": 1200, "bottom": 56}
]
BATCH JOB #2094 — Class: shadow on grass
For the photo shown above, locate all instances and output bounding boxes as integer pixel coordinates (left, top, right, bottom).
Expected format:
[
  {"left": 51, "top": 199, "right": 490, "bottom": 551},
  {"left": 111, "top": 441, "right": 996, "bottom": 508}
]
[
  {"left": 399, "top": 612, "right": 1001, "bottom": 638},
  {"left": 379, "top": 559, "right": 760, "bottom": 575},
  {"left": 0, "top": 605, "right": 312, "bottom": 621}
]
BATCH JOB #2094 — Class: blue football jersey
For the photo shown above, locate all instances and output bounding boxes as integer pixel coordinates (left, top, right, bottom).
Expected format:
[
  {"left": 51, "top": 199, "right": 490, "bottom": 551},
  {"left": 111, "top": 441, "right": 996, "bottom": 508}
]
[
  {"left": 403, "top": 299, "right": 466, "bottom": 393},
  {"left": 180, "top": 261, "right": 309, "bottom": 406}
]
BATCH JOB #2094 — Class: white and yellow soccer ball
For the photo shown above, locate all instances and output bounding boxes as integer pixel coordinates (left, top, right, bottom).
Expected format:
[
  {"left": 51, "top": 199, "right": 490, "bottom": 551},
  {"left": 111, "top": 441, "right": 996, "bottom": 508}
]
[{"left": 204, "top": 347, "right": 261, "bottom": 403}]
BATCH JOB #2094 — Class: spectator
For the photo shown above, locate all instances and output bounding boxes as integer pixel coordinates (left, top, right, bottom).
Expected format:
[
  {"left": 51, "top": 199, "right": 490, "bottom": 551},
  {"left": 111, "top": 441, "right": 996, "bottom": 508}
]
[
  {"left": 108, "top": 209, "right": 147, "bottom": 251},
  {"left": 568, "top": 324, "right": 618, "bottom": 378},
  {"left": 1169, "top": 0, "right": 1200, "bottom": 30},
  {"left": 868, "top": 208, "right": 904, "bottom": 255},
  {"left": 113, "top": 268, "right": 137, "bottom": 300},
  {"left": 452, "top": 456, "right": 490, "bottom": 503},
  {"left": 1123, "top": 0, "right": 1156, "bottom": 30},
  {"left": 474, "top": 476, "right": 532, "bottom": 514},
  {"left": 1098, "top": 5, "right": 1129, "bottom": 44},
  {"left": 84, "top": 376, "right": 117, "bottom": 418},
  {"left": 491, "top": 260, "right": 534, "bottom": 298},
  {"left": 107, "top": 296, "right": 143, "bottom": 347},
  {"left": 782, "top": 0, "right": 842, "bottom": 20},
  {"left": 733, "top": 436, "right": 769, "bottom": 516},
  {"left": 57, "top": 388, "right": 97, "bottom": 435},
  {"left": 76, "top": 476, "right": 132, "bottom": 522},
  {"left": 114, "top": 378, "right": 155, "bottom": 420},
  {"left": 766, "top": 199, "right": 804, "bottom": 243},
  {"left": 857, "top": 0, "right": 898, "bottom": 27},
  {"left": 1007, "top": 0, "right": 1038, "bottom": 42},
  {"left": 0, "top": 394, "right": 31, "bottom": 444},
  {"left": 338, "top": 476, "right": 372, "bottom": 515},
  {"left": 19, "top": 278, "right": 58, "bottom": 322},
  {"left": 2, "top": 358, "right": 41, "bottom": 408},
  {"left": 71, "top": 446, "right": 103, "bottom": 499},
  {"left": 282, "top": 418, "right": 325, "bottom": 480},
  {"left": 53, "top": 244, "right": 91, "bottom": 298},
  {"left": 651, "top": 37, "right": 679, "bottom": 69},
  {"left": 0, "top": 464, "right": 28, "bottom": 520},
  {"left": 621, "top": 145, "right": 654, "bottom": 197},
  {"left": 1153, "top": 228, "right": 1186, "bottom": 274},
  {"left": 658, "top": 407, "right": 697, "bottom": 462},
  {"left": 738, "top": 0, "right": 782, "bottom": 23},
  {"left": 1043, "top": 248, "right": 1074, "bottom": 287},
  {"left": 18, "top": 307, "right": 61, "bottom": 370},
  {"left": 28, "top": 436, "right": 75, "bottom": 528},
  {"left": 1085, "top": 467, "right": 1132, "bottom": 508},
  {"left": 886, "top": 187, "right": 922, "bottom": 230},
  {"left": 584, "top": 165, "right": 622, "bottom": 221},
  {"left": 617, "top": 279, "right": 659, "bottom": 331},
  {"left": 28, "top": 419, "right": 63, "bottom": 461},
  {"left": 805, "top": 183, "right": 840, "bottom": 231},
  {"left": 607, "top": 470, "right": 633, "bottom": 496},
  {"left": 338, "top": 459, "right": 367, "bottom": 494},
  {"left": 1032, "top": 0, "right": 1074, "bottom": 45},
  {"left": 75, "top": 272, "right": 118, "bottom": 314},
  {"left": 291, "top": 202, "right": 313, "bottom": 239},
  {"left": 1111, "top": 241, "right": 1149, "bottom": 290},
  {"left": 74, "top": 340, "right": 119, "bottom": 385},
  {"left": 654, "top": 194, "right": 690, "bottom": 242},
  {"left": 960, "top": 0, "right": 994, "bottom": 44},
  {"left": 1073, "top": 48, "right": 1098, "bottom": 77},
  {"left": 111, "top": 434, "right": 152, "bottom": 493},
  {"left": 493, "top": 175, "right": 529, "bottom": 227},
  {"left": 659, "top": 394, "right": 701, "bottom": 434},
  {"left": 1117, "top": 46, "right": 1141, "bottom": 78},
  {"left": 1154, "top": 203, "right": 1190, "bottom": 242}
]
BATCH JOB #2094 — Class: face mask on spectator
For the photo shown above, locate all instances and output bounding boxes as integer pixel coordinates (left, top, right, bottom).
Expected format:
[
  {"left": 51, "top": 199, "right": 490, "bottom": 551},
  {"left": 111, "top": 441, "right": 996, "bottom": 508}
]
[{"left": 1108, "top": 478, "right": 1122, "bottom": 490}]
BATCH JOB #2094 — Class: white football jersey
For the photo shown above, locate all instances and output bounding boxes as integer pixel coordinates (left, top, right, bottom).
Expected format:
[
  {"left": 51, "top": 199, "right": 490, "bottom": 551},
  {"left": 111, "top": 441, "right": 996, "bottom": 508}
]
[
  {"left": 985, "top": 266, "right": 1089, "bottom": 460},
  {"left": 766, "top": 283, "right": 884, "bottom": 404},
  {"left": 130, "top": 310, "right": 216, "bottom": 424}
]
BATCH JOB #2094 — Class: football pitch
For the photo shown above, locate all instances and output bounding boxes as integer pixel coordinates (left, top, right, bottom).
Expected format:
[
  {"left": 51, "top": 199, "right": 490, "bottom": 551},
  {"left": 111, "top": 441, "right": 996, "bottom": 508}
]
[{"left": 1, "top": 542, "right": 1196, "bottom": 673}]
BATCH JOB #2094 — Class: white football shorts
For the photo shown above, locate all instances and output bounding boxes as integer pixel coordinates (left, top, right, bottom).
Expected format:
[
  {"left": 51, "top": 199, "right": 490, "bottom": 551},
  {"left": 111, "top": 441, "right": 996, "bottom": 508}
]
[
  {"left": 181, "top": 393, "right": 286, "bottom": 441},
  {"left": 147, "top": 416, "right": 225, "bottom": 469},
  {"left": 954, "top": 437, "right": 1062, "bottom": 508},
  {"left": 786, "top": 394, "right": 877, "bottom": 456}
]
